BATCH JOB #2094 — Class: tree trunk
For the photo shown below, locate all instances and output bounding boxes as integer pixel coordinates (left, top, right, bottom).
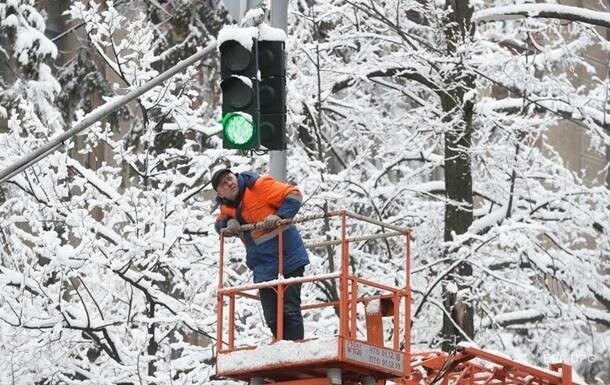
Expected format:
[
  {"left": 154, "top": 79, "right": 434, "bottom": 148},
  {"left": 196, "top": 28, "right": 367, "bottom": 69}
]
[
  {"left": 147, "top": 300, "right": 158, "bottom": 382},
  {"left": 440, "top": 0, "right": 476, "bottom": 351}
]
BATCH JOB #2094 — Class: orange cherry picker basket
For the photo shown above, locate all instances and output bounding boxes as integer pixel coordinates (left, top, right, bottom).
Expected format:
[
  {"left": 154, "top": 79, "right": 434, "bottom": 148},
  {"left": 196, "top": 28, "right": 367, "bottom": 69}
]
[{"left": 215, "top": 211, "right": 575, "bottom": 385}]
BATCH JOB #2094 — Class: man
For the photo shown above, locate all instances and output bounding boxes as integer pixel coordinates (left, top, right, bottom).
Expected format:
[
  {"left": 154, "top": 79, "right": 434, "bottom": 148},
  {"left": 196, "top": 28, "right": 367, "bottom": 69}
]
[{"left": 212, "top": 168, "right": 309, "bottom": 340}]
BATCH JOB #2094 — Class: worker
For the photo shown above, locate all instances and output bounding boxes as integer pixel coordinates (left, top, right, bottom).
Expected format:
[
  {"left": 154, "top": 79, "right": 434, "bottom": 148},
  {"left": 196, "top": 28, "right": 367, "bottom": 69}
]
[{"left": 212, "top": 168, "right": 309, "bottom": 341}]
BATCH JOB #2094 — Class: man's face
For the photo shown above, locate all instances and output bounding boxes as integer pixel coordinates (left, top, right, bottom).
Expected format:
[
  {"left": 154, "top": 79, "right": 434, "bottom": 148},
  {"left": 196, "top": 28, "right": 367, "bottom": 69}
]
[{"left": 216, "top": 172, "right": 238, "bottom": 201}]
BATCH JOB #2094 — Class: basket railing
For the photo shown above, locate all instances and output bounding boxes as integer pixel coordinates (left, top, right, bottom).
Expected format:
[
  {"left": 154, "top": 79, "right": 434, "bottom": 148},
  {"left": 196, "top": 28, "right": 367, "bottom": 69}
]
[{"left": 216, "top": 210, "right": 412, "bottom": 371}]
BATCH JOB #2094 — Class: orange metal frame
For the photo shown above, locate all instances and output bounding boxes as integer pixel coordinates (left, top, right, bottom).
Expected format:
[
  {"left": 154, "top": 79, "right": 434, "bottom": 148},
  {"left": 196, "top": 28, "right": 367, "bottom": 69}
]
[
  {"left": 409, "top": 347, "right": 574, "bottom": 385},
  {"left": 216, "top": 211, "right": 412, "bottom": 381},
  {"left": 215, "top": 211, "right": 575, "bottom": 385}
]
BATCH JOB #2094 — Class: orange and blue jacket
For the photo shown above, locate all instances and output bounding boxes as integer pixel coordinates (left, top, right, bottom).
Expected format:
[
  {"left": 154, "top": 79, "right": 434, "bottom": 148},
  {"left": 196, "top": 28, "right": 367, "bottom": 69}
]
[{"left": 214, "top": 171, "right": 309, "bottom": 282}]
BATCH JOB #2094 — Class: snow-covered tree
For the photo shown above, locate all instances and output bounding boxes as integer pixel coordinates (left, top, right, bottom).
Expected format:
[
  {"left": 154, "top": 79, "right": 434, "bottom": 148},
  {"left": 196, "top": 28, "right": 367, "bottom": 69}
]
[
  {"left": 0, "top": 1, "right": 237, "bottom": 383},
  {"left": 1, "top": 0, "right": 609, "bottom": 384},
  {"left": 288, "top": 1, "right": 610, "bottom": 383}
]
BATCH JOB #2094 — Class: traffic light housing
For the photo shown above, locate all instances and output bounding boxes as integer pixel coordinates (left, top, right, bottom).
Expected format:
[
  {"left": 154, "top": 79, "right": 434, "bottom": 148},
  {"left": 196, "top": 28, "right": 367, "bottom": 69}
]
[
  {"left": 258, "top": 40, "right": 286, "bottom": 150},
  {"left": 219, "top": 37, "right": 260, "bottom": 149}
]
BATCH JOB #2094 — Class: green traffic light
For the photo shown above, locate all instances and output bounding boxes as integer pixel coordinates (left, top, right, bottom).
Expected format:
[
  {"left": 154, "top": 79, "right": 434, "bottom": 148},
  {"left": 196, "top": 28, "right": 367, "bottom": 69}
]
[{"left": 221, "top": 112, "right": 257, "bottom": 149}]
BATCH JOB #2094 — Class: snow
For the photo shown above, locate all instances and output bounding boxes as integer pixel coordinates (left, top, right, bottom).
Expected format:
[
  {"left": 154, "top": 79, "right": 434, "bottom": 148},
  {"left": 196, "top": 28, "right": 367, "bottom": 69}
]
[
  {"left": 216, "top": 337, "right": 338, "bottom": 373},
  {"left": 242, "top": 7, "right": 265, "bottom": 24},
  {"left": 408, "top": 181, "right": 445, "bottom": 193},
  {"left": 35, "top": 30, "right": 58, "bottom": 59},
  {"left": 118, "top": 269, "right": 191, "bottom": 322},
  {"left": 217, "top": 25, "right": 258, "bottom": 51},
  {"left": 460, "top": 342, "right": 556, "bottom": 376},
  {"left": 10, "top": 175, "right": 50, "bottom": 204},
  {"left": 55, "top": 245, "right": 83, "bottom": 268},
  {"left": 217, "top": 19, "right": 284, "bottom": 54},
  {"left": 0, "top": 266, "right": 40, "bottom": 295},
  {"left": 476, "top": 98, "right": 608, "bottom": 126},
  {"left": 481, "top": 309, "right": 544, "bottom": 328},
  {"left": 588, "top": 283, "right": 610, "bottom": 305},
  {"left": 365, "top": 299, "right": 380, "bottom": 315},
  {"left": 463, "top": 89, "right": 478, "bottom": 104},
  {"left": 584, "top": 308, "right": 610, "bottom": 325},
  {"left": 457, "top": 341, "right": 480, "bottom": 350},
  {"left": 474, "top": 4, "right": 610, "bottom": 26},
  {"left": 90, "top": 221, "right": 123, "bottom": 245},
  {"left": 230, "top": 74, "right": 253, "bottom": 88},
  {"left": 258, "top": 23, "right": 286, "bottom": 42},
  {"left": 36, "top": 63, "right": 61, "bottom": 95},
  {"left": 469, "top": 205, "right": 507, "bottom": 234},
  {"left": 66, "top": 158, "right": 121, "bottom": 201},
  {"left": 13, "top": 26, "right": 57, "bottom": 65},
  {"left": 445, "top": 281, "right": 458, "bottom": 294},
  {"left": 1, "top": 13, "right": 18, "bottom": 27}
]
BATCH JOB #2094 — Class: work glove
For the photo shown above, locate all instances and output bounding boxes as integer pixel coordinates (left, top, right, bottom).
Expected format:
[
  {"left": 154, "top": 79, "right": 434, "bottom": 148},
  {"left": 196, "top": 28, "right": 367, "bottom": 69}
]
[
  {"left": 263, "top": 214, "right": 282, "bottom": 228},
  {"left": 225, "top": 219, "right": 241, "bottom": 236}
]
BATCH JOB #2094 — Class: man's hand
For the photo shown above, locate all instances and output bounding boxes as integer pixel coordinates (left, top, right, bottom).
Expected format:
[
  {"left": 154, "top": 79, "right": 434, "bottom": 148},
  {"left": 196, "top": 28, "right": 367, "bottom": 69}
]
[
  {"left": 225, "top": 219, "right": 241, "bottom": 236},
  {"left": 263, "top": 214, "right": 281, "bottom": 228}
]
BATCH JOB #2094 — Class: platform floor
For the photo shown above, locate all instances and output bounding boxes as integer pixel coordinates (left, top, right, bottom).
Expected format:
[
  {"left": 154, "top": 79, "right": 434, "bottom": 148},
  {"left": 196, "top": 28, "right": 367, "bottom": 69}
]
[{"left": 216, "top": 337, "right": 406, "bottom": 383}]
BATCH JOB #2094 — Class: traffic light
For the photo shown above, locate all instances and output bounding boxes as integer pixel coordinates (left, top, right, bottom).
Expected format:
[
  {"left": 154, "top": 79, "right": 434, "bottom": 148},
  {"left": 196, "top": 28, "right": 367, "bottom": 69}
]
[
  {"left": 258, "top": 40, "right": 286, "bottom": 150},
  {"left": 219, "top": 36, "right": 260, "bottom": 149}
]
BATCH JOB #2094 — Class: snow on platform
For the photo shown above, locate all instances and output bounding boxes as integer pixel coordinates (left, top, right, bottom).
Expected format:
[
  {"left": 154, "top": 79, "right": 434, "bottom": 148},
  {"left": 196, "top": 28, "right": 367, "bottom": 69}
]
[
  {"left": 216, "top": 337, "right": 339, "bottom": 374},
  {"left": 217, "top": 337, "right": 408, "bottom": 382}
]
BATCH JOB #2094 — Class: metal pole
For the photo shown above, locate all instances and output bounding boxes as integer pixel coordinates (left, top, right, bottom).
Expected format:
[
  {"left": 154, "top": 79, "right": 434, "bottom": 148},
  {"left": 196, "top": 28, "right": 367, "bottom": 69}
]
[
  {"left": 606, "top": 0, "right": 610, "bottom": 188},
  {"left": 269, "top": 0, "right": 288, "bottom": 181},
  {"left": 0, "top": 41, "right": 217, "bottom": 185}
]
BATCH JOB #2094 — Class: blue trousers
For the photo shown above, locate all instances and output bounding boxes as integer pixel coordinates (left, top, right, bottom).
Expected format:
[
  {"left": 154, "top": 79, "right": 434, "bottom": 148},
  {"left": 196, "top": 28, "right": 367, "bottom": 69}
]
[{"left": 259, "top": 266, "right": 305, "bottom": 340}]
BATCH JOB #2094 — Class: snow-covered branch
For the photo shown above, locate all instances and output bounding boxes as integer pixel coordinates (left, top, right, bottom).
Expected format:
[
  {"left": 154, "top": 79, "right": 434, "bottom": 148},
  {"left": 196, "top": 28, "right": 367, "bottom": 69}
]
[
  {"left": 476, "top": 97, "right": 610, "bottom": 142},
  {"left": 584, "top": 308, "right": 610, "bottom": 327},
  {"left": 481, "top": 309, "right": 544, "bottom": 328},
  {"left": 589, "top": 283, "right": 610, "bottom": 311},
  {"left": 329, "top": 66, "right": 450, "bottom": 100},
  {"left": 474, "top": 4, "right": 610, "bottom": 29}
]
